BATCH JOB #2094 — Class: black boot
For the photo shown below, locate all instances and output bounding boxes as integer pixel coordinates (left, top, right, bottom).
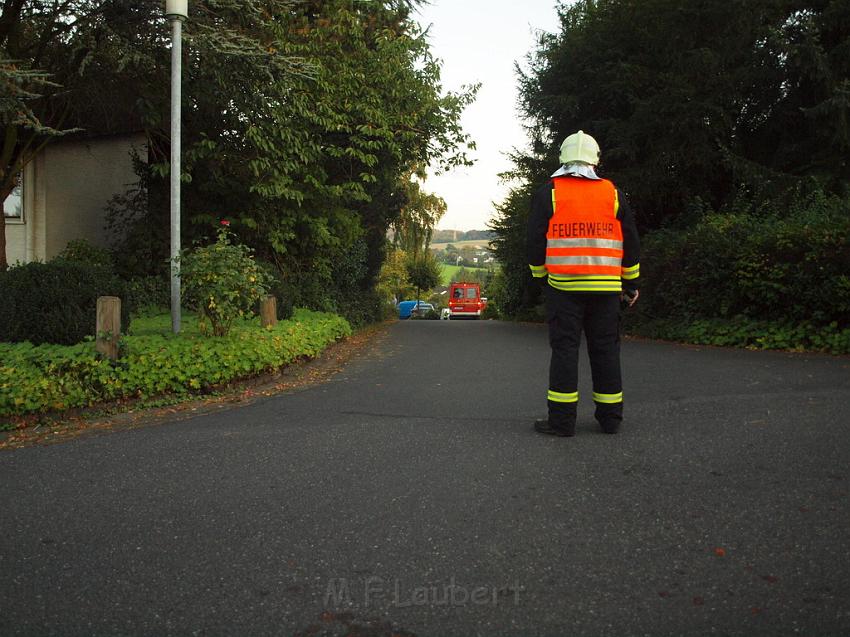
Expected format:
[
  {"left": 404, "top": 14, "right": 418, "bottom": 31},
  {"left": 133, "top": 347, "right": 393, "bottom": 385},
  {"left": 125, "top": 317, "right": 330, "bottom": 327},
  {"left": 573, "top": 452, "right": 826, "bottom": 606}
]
[
  {"left": 599, "top": 420, "right": 620, "bottom": 434},
  {"left": 534, "top": 419, "right": 575, "bottom": 437},
  {"left": 595, "top": 402, "right": 622, "bottom": 435}
]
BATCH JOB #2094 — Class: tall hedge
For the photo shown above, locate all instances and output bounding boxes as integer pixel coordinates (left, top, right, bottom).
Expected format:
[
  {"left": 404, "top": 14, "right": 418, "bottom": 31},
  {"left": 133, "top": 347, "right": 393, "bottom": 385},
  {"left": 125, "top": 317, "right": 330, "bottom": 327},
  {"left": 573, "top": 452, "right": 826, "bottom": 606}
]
[
  {"left": 627, "top": 193, "right": 850, "bottom": 352},
  {"left": 0, "top": 261, "right": 129, "bottom": 345}
]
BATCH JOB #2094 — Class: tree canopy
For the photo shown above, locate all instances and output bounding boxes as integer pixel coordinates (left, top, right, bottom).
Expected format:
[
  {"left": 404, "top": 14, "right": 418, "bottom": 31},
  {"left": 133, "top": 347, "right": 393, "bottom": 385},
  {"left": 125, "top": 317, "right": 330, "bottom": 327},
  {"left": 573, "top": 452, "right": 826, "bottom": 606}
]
[
  {"left": 516, "top": 0, "right": 849, "bottom": 228},
  {"left": 391, "top": 173, "right": 448, "bottom": 260},
  {"left": 491, "top": 0, "right": 849, "bottom": 318},
  {"left": 1, "top": 1, "right": 477, "bottom": 324}
]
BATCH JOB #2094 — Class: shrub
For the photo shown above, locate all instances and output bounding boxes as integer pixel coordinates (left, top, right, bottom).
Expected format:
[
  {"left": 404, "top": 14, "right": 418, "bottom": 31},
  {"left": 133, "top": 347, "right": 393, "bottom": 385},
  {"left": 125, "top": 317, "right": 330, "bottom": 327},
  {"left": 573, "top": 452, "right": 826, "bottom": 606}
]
[
  {"left": 54, "top": 239, "right": 168, "bottom": 318},
  {"left": 635, "top": 192, "right": 850, "bottom": 327},
  {"left": 0, "top": 309, "right": 351, "bottom": 421},
  {"left": 125, "top": 275, "right": 170, "bottom": 316},
  {"left": 0, "top": 260, "right": 129, "bottom": 345},
  {"left": 179, "top": 223, "right": 270, "bottom": 336},
  {"left": 626, "top": 190, "right": 850, "bottom": 353},
  {"left": 335, "top": 289, "right": 384, "bottom": 328},
  {"left": 624, "top": 315, "right": 850, "bottom": 355},
  {"left": 481, "top": 302, "right": 500, "bottom": 320},
  {"left": 56, "top": 239, "right": 115, "bottom": 270},
  {"left": 328, "top": 239, "right": 383, "bottom": 328}
]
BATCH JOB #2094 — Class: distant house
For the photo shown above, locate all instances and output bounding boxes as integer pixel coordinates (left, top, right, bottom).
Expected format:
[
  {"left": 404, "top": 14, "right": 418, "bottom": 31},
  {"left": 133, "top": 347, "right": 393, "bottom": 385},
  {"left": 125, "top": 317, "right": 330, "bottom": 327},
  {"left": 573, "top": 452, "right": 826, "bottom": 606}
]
[{"left": 3, "top": 132, "right": 145, "bottom": 265}]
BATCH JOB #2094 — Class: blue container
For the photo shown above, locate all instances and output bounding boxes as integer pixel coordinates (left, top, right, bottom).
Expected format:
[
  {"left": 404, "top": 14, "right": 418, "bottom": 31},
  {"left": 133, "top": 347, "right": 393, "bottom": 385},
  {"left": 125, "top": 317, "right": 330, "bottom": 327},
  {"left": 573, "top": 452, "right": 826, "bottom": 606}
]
[{"left": 398, "top": 300, "right": 417, "bottom": 319}]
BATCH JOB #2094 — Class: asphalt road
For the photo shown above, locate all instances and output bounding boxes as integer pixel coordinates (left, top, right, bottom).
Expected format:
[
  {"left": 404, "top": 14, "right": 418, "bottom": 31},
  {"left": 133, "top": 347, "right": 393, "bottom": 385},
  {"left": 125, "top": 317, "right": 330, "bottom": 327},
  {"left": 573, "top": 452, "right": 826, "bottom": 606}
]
[{"left": 1, "top": 319, "right": 850, "bottom": 636}]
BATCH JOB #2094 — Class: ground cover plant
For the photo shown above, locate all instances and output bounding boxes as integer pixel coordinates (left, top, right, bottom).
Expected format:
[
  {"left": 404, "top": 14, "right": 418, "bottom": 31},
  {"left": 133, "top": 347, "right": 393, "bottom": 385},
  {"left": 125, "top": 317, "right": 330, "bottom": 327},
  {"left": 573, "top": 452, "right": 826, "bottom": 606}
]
[{"left": 0, "top": 309, "right": 351, "bottom": 426}]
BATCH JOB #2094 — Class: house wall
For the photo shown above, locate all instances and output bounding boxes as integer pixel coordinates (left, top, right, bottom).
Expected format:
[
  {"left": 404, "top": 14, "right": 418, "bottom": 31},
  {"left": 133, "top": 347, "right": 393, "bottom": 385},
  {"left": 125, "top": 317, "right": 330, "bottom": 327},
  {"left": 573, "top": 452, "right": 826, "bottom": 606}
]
[
  {"left": 4, "top": 159, "right": 38, "bottom": 266},
  {"left": 4, "top": 133, "right": 146, "bottom": 265}
]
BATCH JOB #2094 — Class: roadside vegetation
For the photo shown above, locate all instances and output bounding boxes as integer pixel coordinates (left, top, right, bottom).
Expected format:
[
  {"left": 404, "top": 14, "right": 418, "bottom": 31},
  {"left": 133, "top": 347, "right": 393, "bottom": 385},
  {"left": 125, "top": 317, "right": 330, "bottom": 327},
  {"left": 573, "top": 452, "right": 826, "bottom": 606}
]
[
  {"left": 0, "top": 235, "right": 350, "bottom": 428},
  {"left": 1, "top": 1, "right": 477, "bottom": 327},
  {"left": 0, "top": 309, "right": 350, "bottom": 427},
  {"left": 490, "top": 0, "right": 850, "bottom": 354},
  {"left": 0, "top": 1, "right": 481, "bottom": 427}
]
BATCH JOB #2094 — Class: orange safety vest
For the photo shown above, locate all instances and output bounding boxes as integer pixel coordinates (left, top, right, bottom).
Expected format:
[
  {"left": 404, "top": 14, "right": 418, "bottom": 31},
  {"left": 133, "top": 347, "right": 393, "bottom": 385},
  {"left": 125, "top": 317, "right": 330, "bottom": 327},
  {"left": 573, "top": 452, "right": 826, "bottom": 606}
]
[{"left": 545, "top": 177, "right": 623, "bottom": 278}]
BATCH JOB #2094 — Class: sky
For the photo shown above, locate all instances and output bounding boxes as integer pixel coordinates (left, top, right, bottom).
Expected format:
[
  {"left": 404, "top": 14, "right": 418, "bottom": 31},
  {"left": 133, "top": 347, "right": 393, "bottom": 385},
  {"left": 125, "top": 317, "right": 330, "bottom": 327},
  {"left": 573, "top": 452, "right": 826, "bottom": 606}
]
[{"left": 413, "top": 1, "right": 563, "bottom": 231}]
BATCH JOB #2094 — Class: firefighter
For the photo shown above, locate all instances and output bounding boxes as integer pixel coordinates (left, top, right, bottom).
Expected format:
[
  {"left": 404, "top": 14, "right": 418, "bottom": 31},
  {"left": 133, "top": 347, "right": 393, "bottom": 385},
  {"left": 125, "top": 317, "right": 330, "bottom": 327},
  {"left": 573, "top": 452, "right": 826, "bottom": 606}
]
[{"left": 527, "top": 130, "right": 640, "bottom": 436}]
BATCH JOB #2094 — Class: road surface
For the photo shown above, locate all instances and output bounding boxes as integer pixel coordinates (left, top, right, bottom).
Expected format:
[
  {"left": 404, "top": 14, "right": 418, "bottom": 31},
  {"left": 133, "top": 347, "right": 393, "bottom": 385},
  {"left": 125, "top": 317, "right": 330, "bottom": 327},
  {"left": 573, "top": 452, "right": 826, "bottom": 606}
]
[{"left": 1, "top": 320, "right": 849, "bottom": 636}]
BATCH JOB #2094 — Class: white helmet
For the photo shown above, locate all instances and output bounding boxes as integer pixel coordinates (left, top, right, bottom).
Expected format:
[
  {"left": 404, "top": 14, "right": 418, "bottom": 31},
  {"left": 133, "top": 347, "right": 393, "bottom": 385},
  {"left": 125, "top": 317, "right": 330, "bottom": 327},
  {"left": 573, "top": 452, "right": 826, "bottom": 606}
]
[{"left": 559, "top": 130, "right": 600, "bottom": 165}]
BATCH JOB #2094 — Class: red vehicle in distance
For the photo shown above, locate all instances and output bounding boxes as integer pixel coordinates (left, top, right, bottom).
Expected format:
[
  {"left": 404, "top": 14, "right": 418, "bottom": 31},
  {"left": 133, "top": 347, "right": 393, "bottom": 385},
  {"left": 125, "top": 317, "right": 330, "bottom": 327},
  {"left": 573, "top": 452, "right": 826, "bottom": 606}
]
[{"left": 447, "top": 282, "right": 487, "bottom": 319}]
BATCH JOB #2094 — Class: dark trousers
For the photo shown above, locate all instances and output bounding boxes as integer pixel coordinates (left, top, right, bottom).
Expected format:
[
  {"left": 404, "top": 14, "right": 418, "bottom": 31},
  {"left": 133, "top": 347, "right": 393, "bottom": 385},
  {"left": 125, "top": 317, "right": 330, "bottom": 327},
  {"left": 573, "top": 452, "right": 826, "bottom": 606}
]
[{"left": 545, "top": 287, "right": 623, "bottom": 430}]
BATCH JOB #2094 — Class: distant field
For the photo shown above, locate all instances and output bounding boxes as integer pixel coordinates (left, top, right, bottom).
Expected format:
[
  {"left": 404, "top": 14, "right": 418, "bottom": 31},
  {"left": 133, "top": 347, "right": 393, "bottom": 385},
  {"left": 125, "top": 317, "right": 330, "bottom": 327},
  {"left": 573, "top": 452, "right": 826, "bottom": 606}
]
[
  {"left": 441, "top": 264, "right": 487, "bottom": 285},
  {"left": 430, "top": 239, "right": 494, "bottom": 250}
]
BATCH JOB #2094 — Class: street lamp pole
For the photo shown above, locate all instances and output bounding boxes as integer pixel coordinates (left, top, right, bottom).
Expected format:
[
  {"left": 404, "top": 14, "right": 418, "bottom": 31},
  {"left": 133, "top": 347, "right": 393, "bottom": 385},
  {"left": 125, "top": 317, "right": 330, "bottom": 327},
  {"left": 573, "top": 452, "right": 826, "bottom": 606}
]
[{"left": 166, "top": 0, "right": 188, "bottom": 334}]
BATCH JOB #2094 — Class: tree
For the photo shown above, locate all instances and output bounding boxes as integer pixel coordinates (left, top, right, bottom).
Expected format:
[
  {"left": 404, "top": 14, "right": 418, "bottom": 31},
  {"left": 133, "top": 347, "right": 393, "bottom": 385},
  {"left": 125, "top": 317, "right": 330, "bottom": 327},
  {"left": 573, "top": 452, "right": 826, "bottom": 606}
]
[
  {"left": 0, "top": 60, "right": 73, "bottom": 269},
  {"left": 742, "top": 2, "right": 850, "bottom": 193},
  {"left": 377, "top": 247, "right": 413, "bottom": 304},
  {"left": 111, "top": 0, "right": 475, "bottom": 321},
  {"left": 0, "top": 0, "right": 315, "bottom": 270},
  {"left": 493, "top": 0, "right": 850, "bottom": 318},
  {"left": 0, "top": 1, "right": 105, "bottom": 270},
  {"left": 517, "top": 0, "right": 849, "bottom": 229},
  {"left": 489, "top": 179, "right": 538, "bottom": 317},
  {"left": 392, "top": 174, "right": 448, "bottom": 260},
  {"left": 221, "top": 1, "right": 474, "bottom": 319},
  {"left": 4, "top": 1, "right": 478, "bottom": 325},
  {"left": 405, "top": 250, "right": 441, "bottom": 303}
]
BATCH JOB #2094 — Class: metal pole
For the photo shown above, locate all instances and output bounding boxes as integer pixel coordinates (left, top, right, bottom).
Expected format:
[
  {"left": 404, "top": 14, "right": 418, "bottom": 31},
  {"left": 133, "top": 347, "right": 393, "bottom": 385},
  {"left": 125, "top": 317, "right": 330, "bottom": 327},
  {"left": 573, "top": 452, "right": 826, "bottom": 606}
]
[{"left": 169, "top": 16, "right": 182, "bottom": 334}]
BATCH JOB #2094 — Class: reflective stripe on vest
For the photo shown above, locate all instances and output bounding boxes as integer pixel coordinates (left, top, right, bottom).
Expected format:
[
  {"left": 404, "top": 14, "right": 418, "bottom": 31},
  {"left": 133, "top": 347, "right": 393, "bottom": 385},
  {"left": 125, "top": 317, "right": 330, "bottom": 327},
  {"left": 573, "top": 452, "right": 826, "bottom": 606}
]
[
  {"left": 545, "top": 177, "right": 623, "bottom": 278},
  {"left": 546, "top": 256, "right": 622, "bottom": 267}
]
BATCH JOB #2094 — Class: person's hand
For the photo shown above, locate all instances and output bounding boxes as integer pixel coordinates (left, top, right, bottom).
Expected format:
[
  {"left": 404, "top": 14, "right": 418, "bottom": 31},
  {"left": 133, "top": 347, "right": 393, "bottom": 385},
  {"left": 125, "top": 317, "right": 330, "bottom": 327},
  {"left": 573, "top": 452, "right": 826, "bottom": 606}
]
[{"left": 622, "top": 289, "right": 639, "bottom": 307}]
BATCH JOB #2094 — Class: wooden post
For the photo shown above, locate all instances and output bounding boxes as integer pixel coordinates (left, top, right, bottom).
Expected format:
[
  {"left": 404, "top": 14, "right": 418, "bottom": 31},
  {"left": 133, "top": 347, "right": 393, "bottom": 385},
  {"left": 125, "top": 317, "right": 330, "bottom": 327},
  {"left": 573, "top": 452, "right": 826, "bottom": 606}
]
[
  {"left": 260, "top": 295, "right": 277, "bottom": 328},
  {"left": 96, "top": 296, "right": 121, "bottom": 360}
]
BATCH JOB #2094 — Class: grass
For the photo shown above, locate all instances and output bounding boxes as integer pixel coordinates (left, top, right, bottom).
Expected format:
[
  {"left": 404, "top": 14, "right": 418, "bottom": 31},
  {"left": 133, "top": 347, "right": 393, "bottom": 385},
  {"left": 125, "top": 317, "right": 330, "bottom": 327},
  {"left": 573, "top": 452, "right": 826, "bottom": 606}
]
[
  {"left": 127, "top": 310, "right": 197, "bottom": 335},
  {"left": 440, "top": 264, "right": 488, "bottom": 286}
]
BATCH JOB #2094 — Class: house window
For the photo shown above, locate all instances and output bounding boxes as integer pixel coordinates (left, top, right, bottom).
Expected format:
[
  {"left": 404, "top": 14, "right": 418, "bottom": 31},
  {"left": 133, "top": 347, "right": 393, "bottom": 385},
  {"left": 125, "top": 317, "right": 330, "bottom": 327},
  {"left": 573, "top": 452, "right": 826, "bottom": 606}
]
[{"left": 3, "top": 176, "right": 23, "bottom": 221}]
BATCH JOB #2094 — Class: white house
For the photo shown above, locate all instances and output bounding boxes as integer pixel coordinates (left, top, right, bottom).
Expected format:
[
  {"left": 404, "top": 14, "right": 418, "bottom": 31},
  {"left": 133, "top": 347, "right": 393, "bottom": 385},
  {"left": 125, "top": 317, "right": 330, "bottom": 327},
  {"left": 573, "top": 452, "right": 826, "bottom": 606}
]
[{"left": 3, "top": 132, "right": 146, "bottom": 265}]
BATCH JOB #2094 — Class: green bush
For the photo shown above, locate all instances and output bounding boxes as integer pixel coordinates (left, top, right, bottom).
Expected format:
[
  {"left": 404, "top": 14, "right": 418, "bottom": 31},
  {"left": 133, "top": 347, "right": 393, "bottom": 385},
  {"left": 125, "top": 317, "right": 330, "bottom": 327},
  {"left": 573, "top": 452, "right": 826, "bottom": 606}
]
[
  {"left": 0, "top": 309, "right": 351, "bottom": 421},
  {"left": 125, "top": 275, "right": 170, "bottom": 316},
  {"left": 335, "top": 289, "right": 384, "bottom": 328},
  {"left": 54, "top": 239, "right": 168, "bottom": 318},
  {"left": 180, "top": 225, "right": 270, "bottom": 336},
  {"left": 625, "top": 316, "right": 850, "bottom": 354},
  {"left": 0, "top": 260, "right": 129, "bottom": 345},
  {"left": 646, "top": 193, "right": 849, "bottom": 324},
  {"left": 56, "top": 239, "right": 115, "bottom": 270},
  {"left": 481, "top": 302, "right": 500, "bottom": 320},
  {"left": 628, "top": 191, "right": 850, "bottom": 353},
  {"left": 328, "top": 239, "right": 383, "bottom": 328}
]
